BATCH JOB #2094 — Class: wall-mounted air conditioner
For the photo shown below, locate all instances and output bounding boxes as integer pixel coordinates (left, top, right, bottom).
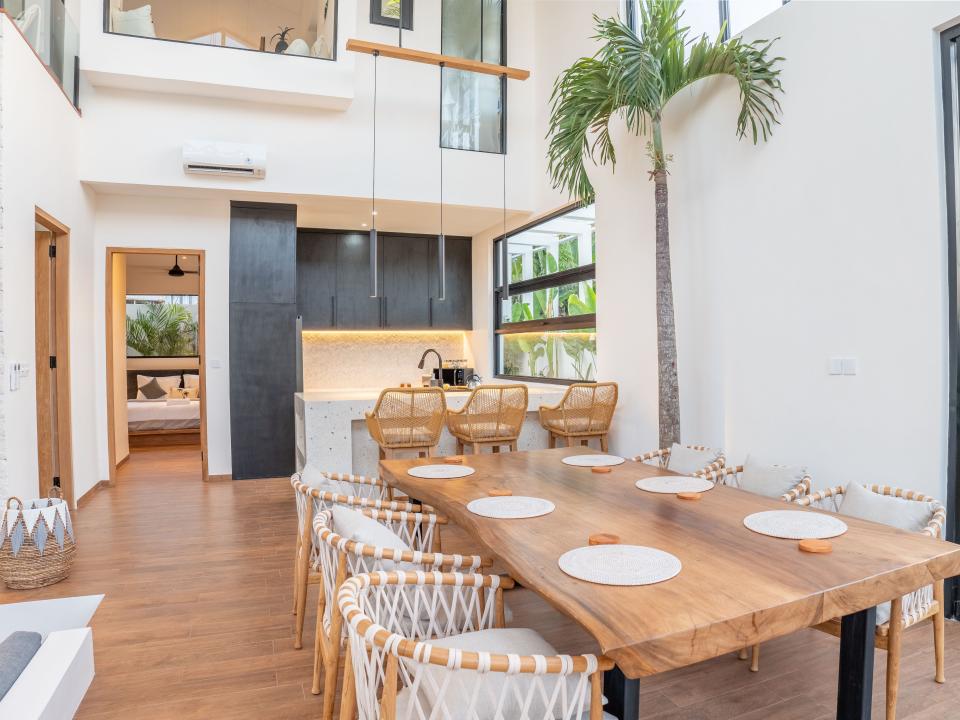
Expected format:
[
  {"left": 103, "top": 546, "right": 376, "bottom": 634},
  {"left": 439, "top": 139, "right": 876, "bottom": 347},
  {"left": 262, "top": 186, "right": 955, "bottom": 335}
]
[{"left": 182, "top": 140, "right": 266, "bottom": 179}]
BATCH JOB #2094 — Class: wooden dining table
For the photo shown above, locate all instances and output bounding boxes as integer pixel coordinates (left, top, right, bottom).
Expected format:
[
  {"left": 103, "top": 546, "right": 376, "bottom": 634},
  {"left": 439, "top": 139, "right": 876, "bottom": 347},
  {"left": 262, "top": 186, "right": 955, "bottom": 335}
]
[{"left": 379, "top": 446, "right": 960, "bottom": 720}]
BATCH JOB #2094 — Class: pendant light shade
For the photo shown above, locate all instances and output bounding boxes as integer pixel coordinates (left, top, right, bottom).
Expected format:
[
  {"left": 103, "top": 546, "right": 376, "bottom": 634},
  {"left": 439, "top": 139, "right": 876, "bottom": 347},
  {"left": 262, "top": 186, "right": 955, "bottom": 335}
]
[{"left": 369, "top": 50, "right": 379, "bottom": 298}]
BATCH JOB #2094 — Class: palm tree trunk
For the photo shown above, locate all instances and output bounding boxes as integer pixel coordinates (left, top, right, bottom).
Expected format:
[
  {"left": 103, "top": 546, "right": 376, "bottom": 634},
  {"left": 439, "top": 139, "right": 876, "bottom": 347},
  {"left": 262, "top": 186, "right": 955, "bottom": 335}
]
[{"left": 652, "top": 120, "right": 681, "bottom": 448}]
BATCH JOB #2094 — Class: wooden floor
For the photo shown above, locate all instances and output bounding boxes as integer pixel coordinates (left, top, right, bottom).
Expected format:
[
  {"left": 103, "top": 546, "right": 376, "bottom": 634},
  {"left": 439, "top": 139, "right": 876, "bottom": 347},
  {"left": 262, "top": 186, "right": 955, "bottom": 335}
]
[{"left": 3, "top": 444, "right": 958, "bottom": 718}]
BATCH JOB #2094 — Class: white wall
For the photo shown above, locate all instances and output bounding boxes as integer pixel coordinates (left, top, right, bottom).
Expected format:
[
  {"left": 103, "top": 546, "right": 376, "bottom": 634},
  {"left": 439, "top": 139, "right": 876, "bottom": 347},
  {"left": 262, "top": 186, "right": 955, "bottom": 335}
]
[
  {"left": 593, "top": 0, "right": 960, "bottom": 501},
  {"left": 0, "top": 14, "right": 99, "bottom": 505},
  {"left": 93, "top": 195, "right": 232, "bottom": 479}
]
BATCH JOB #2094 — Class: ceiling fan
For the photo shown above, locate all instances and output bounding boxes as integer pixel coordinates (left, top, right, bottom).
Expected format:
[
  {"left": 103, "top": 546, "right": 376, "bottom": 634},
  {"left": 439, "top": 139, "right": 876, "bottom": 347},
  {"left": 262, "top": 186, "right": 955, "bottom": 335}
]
[{"left": 167, "top": 257, "right": 199, "bottom": 277}]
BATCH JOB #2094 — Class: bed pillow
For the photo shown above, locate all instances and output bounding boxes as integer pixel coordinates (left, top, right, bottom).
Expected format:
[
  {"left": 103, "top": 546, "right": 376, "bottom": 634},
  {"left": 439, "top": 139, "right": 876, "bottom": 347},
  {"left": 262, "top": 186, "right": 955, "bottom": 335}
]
[
  {"left": 137, "top": 374, "right": 180, "bottom": 399},
  {"left": 738, "top": 456, "right": 808, "bottom": 499},
  {"left": 168, "top": 386, "right": 199, "bottom": 400},
  {"left": 667, "top": 444, "right": 722, "bottom": 475},
  {"left": 112, "top": 5, "right": 157, "bottom": 38},
  {"left": 285, "top": 38, "right": 310, "bottom": 56},
  {"left": 395, "top": 628, "right": 604, "bottom": 720},
  {"left": 138, "top": 377, "right": 168, "bottom": 400},
  {"left": 184, "top": 373, "right": 200, "bottom": 389}
]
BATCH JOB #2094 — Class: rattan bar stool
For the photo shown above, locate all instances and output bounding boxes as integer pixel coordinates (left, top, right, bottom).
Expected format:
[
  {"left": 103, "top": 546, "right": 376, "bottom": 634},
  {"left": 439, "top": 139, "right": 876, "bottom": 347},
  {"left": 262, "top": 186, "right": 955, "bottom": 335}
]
[
  {"left": 539, "top": 381, "right": 618, "bottom": 451},
  {"left": 365, "top": 387, "right": 447, "bottom": 459},
  {"left": 447, "top": 384, "right": 528, "bottom": 454}
]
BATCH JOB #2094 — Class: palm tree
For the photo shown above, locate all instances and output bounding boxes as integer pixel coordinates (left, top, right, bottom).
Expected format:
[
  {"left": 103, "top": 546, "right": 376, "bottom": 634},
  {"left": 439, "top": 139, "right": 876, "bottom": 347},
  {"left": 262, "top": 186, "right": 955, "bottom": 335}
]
[
  {"left": 126, "top": 302, "right": 198, "bottom": 357},
  {"left": 546, "top": 0, "right": 783, "bottom": 447}
]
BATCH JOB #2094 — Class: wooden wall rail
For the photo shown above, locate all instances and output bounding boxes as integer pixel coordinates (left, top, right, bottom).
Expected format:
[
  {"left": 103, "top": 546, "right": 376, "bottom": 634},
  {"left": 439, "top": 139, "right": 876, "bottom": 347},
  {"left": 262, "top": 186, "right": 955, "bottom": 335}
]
[{"left": 345, "top": 39, "right": 530, "bottom": 80}]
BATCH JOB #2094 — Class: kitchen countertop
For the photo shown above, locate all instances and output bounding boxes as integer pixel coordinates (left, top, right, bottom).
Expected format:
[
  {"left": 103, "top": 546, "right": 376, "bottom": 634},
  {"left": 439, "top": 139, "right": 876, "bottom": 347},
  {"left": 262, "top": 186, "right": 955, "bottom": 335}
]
[{"left": 298, "top": 383, "right": 568, "bottom": 402}]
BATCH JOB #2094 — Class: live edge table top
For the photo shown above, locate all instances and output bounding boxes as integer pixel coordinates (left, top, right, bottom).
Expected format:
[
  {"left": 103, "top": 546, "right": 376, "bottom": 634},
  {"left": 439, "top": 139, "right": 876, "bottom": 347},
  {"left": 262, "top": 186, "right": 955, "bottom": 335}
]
[{"left": 379, "top": 447, "right": 960, "bottom": 679}]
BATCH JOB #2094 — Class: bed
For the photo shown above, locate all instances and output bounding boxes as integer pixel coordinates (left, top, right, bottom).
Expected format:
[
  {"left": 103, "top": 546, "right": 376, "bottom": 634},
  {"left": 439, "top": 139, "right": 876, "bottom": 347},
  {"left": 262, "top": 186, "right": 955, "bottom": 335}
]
[{"left": 126, "top": 369, "right": 201, "bottom": 445}]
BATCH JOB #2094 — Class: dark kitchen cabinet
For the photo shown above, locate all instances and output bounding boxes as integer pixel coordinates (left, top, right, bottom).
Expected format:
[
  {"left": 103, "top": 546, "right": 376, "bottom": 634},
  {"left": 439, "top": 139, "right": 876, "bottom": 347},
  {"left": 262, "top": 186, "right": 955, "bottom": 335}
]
[
  {"left": 382, "top": 235, "right": 431, "bottom": 328},
  {"left": 429, "top": 236, "right": 473, "bottom": 329},
  {"left": 297, "top": 231, "right": 338, "bottom": 330},
  {"left": 335, "top": 233, "right": 382, "bottom": 329},
  {"left": 293, "top": 229, "right": 473, "bottom": 330}
]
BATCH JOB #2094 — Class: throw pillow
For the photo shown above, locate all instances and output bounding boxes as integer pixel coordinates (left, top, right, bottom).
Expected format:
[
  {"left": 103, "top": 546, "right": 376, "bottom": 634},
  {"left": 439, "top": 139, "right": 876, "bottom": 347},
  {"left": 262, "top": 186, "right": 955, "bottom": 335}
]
[
  {"left": 112, "top": 5, "right": 156, "bottom": 38},
  {"left": 738, "top": 456, "right": 808, "bottom": 498},
  {"left": 138, "top": 377, "right": 167, "bottom": 400},
  {"left": 667, "top": 444, "right": 722, "bottom": 475}
]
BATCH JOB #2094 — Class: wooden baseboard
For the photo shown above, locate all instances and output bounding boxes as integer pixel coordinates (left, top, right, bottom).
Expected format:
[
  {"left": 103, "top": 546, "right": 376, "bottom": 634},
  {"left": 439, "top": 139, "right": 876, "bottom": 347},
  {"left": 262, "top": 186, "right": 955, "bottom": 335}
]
[
  {"left": 116, "top": 453, "right": 131, "bottom": 468},
  {"left": 77, "top": 480, "right": 110, "bottom": 508},
  {"left": 206, "top": 473, "right": 232, "bottom": 483}
]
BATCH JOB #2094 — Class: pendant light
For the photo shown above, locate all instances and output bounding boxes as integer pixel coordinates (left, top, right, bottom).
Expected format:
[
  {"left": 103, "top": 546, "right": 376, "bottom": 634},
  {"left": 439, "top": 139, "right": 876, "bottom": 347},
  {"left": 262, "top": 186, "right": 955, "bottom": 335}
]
[
  {"left": 437, "top": 61, "right": 446, "bottom": 301},
  {"left": 369, "top": 49, "right": 379, "bottom": 298},
  {"left": 500, "top": 93, "right": 509, "bottom": 300}
]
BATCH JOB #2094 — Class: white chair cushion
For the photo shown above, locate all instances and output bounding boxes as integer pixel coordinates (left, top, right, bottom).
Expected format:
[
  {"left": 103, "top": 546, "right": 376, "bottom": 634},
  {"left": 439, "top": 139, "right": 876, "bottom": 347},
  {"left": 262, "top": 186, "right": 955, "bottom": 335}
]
[
  {"left": 330, "top": 505, "right": 412, "bottom": 571},
  {"left": 667, "top": 444, "right": 721, "bottom": 475},
  {"left": 300, "top": 464, "right": 356, "bottom": 497},
  {"left": 838, "top": 482, "right": 933, "bottom": 533},
  {"left": 284, "top": 38, "right": 310, "bottom": 56},
  {"left": 112, "top": 5, "right": 156, "bottom": 37},
  {"left": 394, "top": 628, "right": 606, "bottom": 720},
  {"left": 737, "top": 456, "right": 807, "bottom": 498}
]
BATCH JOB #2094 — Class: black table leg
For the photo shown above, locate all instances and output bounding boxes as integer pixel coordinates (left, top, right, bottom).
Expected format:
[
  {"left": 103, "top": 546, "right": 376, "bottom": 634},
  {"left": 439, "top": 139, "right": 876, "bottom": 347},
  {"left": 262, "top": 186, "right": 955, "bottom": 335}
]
[
  {"left": 603, "top": 665, "right": 640, "bottom": 720},
  {"left": 837, "top": 606, "right": 876, "bottom": 720}
]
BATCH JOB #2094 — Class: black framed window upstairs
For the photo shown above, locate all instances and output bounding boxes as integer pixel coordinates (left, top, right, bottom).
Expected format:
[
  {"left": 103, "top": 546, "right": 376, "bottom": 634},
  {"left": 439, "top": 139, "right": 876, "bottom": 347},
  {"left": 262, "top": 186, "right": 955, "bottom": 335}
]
[
  {"left": 494, "top": 203, "right": 596, "bottom": 384},
  {"left": 440, "top": 0, "right": 506, "bottom": 154},
  {"left": 623, "top": 0, "right": 786, "bottom": 39},
  {"left": 371, "top": 0, "right": 413, "bottom": 30}
]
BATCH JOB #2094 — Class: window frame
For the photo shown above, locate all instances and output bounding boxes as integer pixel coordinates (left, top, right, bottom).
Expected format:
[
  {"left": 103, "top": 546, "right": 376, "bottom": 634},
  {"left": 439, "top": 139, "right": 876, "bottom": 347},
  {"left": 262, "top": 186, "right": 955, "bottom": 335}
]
[
  {"left": 439, "top": 0, "right": 507, "bottom": 155},
  {"left": 493, "top": 202, "right": 597, "bottom": 385},
  {"left": 370, "top": 0, "right": 413, "bottom": 30},
  {"left": 101, "top": 0, "right": 339, "bottom": 61}
]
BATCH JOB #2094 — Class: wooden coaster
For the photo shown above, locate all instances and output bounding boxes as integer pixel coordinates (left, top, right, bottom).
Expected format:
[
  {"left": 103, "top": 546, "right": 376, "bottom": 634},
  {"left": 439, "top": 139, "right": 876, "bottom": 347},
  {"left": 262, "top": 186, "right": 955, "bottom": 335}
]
[
  {"left": 591, "top": 466, "right": 612, "bottom": 474},
  {"left": 799, "top": 539, "right": 833, "bottom": 554},
  {"left": 443, "top": 457, "right": 464, "bottom": 464},
  {"left": 676, "top": 492, "right": 702, "bottom": 501},
  {"left": 588, "top": 533, "right": 620, "bottom": 546},
  {"left": 487, "top": 487, "right": 513, "bottom": 497}
]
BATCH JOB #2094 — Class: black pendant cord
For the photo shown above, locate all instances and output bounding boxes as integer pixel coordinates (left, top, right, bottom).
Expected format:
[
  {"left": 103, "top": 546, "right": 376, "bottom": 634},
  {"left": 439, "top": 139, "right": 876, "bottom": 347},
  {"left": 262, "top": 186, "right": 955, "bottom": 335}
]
[
  {"left": 369, "top": 51, "right": 379, "bottom": 298},
  {"left": 438, "top": 61, "right": 446, "bottom": 301},
  {"left": 398, "top": 0, "right": 403, "bottom": 47}
]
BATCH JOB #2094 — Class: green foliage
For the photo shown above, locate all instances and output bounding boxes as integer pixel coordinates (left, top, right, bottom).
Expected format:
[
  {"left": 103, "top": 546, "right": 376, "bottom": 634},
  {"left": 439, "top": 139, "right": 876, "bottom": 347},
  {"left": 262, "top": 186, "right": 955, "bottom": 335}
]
[
  {"left": 126, "top": 303, "right": 198, "bottom": 357},
  {"left": 547, "top": 0, "right": 784, "bottom": 199}
]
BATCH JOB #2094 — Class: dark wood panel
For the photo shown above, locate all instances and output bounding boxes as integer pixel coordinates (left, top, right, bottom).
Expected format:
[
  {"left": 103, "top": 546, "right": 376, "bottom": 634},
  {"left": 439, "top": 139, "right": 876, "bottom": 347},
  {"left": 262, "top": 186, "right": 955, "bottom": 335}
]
[
  {"left": 429, "top": 235, "right": 472, "bottom": 329},
  {"left": 335, "top": 233, "right": 381, "bottom": 329},
  {"left": 229, "top": 302, "right": 297, "bottom": 479},
  {"left": 229, "top": 203, "right": 297, "bottom": 305},
  {"left": 296, "top": 232, "right": 337, "bottom": 330},
  {"left": 382, "top": 235, "right": 430, "bottom": 328}
]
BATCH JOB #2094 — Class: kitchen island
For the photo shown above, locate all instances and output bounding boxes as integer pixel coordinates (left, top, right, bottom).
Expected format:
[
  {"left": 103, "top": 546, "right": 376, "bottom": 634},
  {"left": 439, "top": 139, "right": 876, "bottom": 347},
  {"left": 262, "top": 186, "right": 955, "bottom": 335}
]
[{"left": 295, "top": 384, "right": 567, "bottom": 476}]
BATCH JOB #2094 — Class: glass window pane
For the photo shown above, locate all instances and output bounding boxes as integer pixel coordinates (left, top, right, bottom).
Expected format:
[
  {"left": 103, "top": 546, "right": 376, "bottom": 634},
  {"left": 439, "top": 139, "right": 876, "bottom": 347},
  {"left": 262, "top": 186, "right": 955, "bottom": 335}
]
[
  {"left": 499, "top": 329, "right": 597, "bottom": 382},
  {"left": 682, "top": 0, "right": 722, "bottom": 40},
  {"left": 441, "top": 0, "right": 503, "bottom": 153},
  {"left": 506, "top": 204, "right": 595, "bottom": 283},
  {"left": 126, "top": 295, "right": 199, "bottom": 357},
  {"left": 501, "top": 280, "right": 596, "bottom": 323}
]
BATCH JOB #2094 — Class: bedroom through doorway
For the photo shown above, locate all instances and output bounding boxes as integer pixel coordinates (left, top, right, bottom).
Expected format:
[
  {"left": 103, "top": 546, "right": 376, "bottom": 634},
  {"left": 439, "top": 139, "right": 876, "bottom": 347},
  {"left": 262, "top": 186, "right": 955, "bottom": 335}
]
[{"left": 105, "top": 248, "right": 208, "bottom": 483}]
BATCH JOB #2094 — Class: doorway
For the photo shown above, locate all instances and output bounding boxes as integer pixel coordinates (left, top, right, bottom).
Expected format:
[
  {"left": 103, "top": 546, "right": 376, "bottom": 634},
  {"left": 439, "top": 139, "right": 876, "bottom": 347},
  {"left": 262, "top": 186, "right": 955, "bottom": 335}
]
[
  {"left": 34, "top": 208, "right": 74, "bottom": 506},
  {"left": 105, "top": 248, "right": 208, "bottom": 483}
]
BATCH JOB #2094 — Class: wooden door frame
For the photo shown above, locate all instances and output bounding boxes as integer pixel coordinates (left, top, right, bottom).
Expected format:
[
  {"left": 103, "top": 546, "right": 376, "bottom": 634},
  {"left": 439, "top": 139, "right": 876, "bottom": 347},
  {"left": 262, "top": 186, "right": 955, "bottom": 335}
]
[
  {"left": 34, "top": 207, "right": 74, "bottom": 506},
  {"left": 105, "top": 247, "right": 208, "bottom": 484}
]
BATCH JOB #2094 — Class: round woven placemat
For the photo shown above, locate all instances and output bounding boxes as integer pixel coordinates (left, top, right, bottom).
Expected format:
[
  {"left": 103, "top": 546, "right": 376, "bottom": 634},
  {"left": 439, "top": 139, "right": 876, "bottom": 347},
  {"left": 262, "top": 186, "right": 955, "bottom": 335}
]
[
  {"left": 466, "top": 496, "right": 555, "bottom": 519},
  {"left": 635, "top": 476, "right": 714, "bottom": 494},
  {"left": 407, "top": 465, "right": 476, "bottom": 479},
  {"left": 743, "top": 510, "right": 848, "bottom": 540},
  {"left": 558, "top": 545, "right": 681, "bottom": 586},
  {"left": 561, "top": 455, "right": 626, "bottom": 467}
]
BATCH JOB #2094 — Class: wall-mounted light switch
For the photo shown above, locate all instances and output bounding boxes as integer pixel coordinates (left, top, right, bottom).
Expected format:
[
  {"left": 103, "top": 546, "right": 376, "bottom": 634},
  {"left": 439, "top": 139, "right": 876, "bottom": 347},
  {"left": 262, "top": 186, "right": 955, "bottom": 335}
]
[
  {"left": 828, "top": 357, "right": 844, "bottom": 375},
  {"left": 841, "top": 357, "right": 858, "bottom": 376}
]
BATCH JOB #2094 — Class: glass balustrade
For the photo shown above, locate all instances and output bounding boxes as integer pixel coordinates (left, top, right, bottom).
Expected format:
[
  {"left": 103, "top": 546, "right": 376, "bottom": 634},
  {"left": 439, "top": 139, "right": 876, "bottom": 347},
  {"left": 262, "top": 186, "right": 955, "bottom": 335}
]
[
  {"left": 4, "top": 0, "right": 81, "bottom": 107},
  {"left": 103, "top": 1, "right": 338, "bottom": 61}
]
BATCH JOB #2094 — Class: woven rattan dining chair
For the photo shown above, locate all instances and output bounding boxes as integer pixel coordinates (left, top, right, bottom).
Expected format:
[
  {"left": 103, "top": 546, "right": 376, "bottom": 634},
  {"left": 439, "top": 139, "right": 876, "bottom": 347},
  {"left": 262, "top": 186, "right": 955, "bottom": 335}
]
[
  {"left": 447, "top": 384, "right": 528, "bottom": 454},
  {"left": 291, "top": 474, "right": 421, "bottom": 651},
  {"left": 313, "top": 510, "right": 490, "bottom": 720},
  {"left": 538, "top": 382, "right": 618, "bottom": 451},
  {"left": 337, "top": 570, "right": 616, "bottom": 720},
  {"left": 633, "top": 443, "right": 726, "bottom": 476},
  {"left": 365, "top": 387, "right": 447, "bottom": 459},
  {"left": 699, "top": 463, "right": 812, "bottom": 671},
  {"left": 785, "top": 484, "right": 947, "bottom": 720},
  {"left": 796, "top": 485, "right": 947, "bottom": 720}
]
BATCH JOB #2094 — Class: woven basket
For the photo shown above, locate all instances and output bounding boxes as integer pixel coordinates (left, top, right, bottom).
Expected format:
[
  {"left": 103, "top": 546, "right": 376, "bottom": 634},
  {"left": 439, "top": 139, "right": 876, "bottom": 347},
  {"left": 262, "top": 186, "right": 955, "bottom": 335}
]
[{"left": 0, "top": 490, "right": 77, "bottom": 590}]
